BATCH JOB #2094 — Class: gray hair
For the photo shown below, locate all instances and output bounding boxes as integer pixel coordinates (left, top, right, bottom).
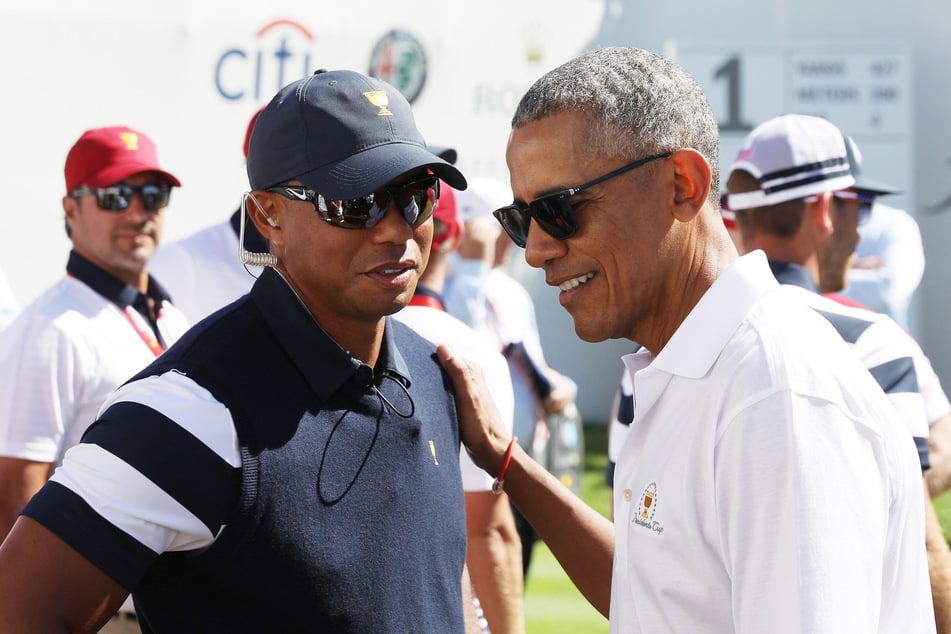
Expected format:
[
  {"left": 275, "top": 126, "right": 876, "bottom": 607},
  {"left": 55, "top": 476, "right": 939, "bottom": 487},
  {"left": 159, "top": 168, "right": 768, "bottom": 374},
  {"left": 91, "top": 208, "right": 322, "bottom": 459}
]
[{"left": 512, "top": 47, "right": 720, "bottom": 201}]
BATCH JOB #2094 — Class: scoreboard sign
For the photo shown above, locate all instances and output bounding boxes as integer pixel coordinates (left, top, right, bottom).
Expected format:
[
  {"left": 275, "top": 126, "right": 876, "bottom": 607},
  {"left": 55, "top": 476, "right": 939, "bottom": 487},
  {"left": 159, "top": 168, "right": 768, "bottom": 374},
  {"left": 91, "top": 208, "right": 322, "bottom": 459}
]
[{"left": 669, "top": 42, "right": 913, "bottom": 203}]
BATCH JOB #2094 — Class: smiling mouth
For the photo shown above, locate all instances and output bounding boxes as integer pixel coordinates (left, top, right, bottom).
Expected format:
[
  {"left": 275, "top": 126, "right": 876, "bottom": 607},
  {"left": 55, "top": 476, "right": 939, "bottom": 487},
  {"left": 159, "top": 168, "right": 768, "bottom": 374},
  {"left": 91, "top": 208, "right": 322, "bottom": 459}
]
[
  {"left": 559, "top": 272, "right": 594, "bottom": 292},
  {"left": 124, "top": 231, "right": 154, "bottom": 241}
]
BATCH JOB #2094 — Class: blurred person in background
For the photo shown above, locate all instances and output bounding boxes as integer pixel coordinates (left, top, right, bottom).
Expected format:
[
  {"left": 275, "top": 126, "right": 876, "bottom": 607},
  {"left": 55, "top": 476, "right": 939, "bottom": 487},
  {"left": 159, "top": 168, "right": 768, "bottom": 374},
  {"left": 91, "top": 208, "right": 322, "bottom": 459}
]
[
  {"left": 0, "top": 267, "right": 17, "bottom": 331},
  {"left": 843, "top": 200, "right": 925, "bottom": 330},
  {"left": 0, "top": 125, "right": 188, "bottom": 632},
  {"left": 393, "top": 179, "right": 524, "bottom": 634},
  {"left": 444, "top": 177, "right": 580, "bottom": 578},
  {"left": 150, "top": 108, "right": 267, "bottom": 324},
  {"left": 727, "top": 113, "right": 951, "bottom": 630}
]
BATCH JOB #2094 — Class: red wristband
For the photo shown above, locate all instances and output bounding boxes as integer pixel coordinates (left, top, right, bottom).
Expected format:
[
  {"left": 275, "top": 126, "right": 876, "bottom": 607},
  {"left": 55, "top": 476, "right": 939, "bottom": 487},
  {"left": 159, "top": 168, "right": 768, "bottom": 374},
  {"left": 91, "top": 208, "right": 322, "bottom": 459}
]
[{"left": 491, "top": 437, "right": 518, "bottom": 495}]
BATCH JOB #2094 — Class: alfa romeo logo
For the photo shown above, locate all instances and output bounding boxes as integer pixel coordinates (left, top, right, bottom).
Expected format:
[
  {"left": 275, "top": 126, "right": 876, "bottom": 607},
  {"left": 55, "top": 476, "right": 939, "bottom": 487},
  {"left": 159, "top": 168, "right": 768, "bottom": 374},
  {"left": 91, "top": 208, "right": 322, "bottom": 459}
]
[{"left": 368, "top": 30, "right": 427, "bottom": 104}]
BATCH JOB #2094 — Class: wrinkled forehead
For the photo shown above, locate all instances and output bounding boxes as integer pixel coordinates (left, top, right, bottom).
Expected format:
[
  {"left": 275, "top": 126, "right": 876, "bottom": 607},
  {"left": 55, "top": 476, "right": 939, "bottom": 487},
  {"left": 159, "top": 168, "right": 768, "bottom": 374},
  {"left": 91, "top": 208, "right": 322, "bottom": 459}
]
[{"left": 506, "top": 112, "right": 599, "bottom": 201}]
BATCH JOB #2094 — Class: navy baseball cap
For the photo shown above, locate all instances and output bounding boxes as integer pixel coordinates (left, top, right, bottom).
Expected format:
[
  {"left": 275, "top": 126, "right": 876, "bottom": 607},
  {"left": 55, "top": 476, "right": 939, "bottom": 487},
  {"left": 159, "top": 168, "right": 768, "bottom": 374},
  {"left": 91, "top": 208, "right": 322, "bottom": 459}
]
[
  {"left": 247, "top": 69, "right": 466, "bottom": 198},
  {"left": 428, "top": 145, "right": 458, "bottom": 165},
  {"left": 844, "top": 135, "right": 901, "bottom": 197}
]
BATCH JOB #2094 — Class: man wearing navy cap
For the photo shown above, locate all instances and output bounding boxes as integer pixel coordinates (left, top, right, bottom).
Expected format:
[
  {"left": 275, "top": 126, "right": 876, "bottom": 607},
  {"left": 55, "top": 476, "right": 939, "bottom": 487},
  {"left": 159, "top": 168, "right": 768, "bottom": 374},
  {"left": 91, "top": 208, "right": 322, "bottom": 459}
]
[{"left": 0, "top": 70, "right": 476, "bottom": 633}]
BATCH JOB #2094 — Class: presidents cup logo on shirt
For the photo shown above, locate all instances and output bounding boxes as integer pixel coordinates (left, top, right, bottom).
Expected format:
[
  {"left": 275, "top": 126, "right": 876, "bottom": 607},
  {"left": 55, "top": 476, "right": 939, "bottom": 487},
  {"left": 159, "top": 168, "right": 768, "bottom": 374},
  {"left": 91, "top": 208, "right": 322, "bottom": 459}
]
[
  {"left": 634, "top": 482, "right": 664, "bottom": 535},
  {"left": 363, "top": 90, "right": 393, "bottom": 116}
]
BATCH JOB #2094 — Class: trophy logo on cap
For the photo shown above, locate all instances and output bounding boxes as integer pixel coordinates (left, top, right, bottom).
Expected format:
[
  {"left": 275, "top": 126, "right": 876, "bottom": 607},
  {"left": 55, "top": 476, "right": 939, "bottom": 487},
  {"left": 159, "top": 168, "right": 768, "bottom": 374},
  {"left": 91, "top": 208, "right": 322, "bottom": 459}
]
[
  {"left": 119, "top": 132, "right": 140, "bottom": 151},
  {"left": 363, "top": 91, "right": 393, "bottom": 117}
]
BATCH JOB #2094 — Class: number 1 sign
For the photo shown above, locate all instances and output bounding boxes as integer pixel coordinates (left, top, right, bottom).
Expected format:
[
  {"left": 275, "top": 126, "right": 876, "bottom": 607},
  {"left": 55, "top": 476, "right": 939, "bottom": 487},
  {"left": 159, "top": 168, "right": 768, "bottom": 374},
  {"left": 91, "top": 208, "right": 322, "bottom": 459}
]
[{"left": 667, "top": 40, "right": 912, "bottom": 203}]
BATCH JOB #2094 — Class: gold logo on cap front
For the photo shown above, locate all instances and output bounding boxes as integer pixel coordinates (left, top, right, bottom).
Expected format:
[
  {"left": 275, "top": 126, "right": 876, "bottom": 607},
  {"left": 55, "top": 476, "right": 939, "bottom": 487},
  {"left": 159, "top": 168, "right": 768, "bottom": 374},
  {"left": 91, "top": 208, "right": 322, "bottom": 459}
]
[
  {"left": 363, "top": 91, "right": 393, "bottom": 116},
  {"left": 119, "top": 132, "right": 140, "bottom": 151}
]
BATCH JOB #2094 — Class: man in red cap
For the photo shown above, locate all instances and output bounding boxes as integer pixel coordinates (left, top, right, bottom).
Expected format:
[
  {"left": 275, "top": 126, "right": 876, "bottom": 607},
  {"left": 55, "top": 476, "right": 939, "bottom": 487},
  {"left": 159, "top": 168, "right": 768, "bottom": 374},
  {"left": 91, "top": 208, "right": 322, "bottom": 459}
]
[{"left": 0, "top": 125, "right": 188, "bottom": 631}]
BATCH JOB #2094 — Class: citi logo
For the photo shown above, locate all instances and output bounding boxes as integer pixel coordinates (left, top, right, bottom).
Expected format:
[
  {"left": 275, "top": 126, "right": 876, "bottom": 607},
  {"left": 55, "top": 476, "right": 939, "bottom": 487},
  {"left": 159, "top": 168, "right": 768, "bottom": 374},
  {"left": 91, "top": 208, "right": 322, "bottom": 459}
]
[{"left": 214, "top": 19, "right": 315, "bottom": 101}]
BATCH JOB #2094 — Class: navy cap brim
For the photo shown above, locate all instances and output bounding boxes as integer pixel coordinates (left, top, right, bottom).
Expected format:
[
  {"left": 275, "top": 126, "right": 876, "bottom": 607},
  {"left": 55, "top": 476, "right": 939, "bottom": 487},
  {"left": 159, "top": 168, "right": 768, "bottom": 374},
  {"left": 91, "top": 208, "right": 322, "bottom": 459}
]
[
  {"left": 296, "top": 141, "right": 467, "bottom": 199},
  {"left": 843, "top": 134, "right": 901, "bottom": 197},
  {"left": 851, "top": 176, "right": 902, "bottom": 197},
  {"left": 428, "top": 145, "right": 458, "bottom": 165}
]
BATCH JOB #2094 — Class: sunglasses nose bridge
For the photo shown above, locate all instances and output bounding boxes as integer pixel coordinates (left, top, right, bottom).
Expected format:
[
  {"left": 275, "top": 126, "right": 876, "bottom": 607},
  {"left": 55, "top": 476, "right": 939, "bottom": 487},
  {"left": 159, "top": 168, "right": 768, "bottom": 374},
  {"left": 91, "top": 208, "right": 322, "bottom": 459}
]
[
  {"left": 363, "top": 190, "right": 398, "bottom": 228},
  {"left": 367, "top": 189, "right": 418, "bottom": 230},
  {"left": 384, "top": 183, "right": 434, "bottom": 225},
  {"left": 105, "top": 184, "right": 168, "bottom": 214},
  {"left": 124, "top": 190, "right": 163, "bottom": 214},
  {"left": 357, "top": 179, "right": 436, "bottom": 229},
  {"left": 119, "top": 196, "right": 151, "bottom": 217}
]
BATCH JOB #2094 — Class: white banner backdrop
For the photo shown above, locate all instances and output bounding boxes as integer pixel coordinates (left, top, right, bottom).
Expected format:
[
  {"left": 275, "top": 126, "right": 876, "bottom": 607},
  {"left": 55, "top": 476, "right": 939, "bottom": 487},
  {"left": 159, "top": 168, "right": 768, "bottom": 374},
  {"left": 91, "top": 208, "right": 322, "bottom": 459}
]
[{"left": 0, "top": 0, "right": 605, "bottom": 305}]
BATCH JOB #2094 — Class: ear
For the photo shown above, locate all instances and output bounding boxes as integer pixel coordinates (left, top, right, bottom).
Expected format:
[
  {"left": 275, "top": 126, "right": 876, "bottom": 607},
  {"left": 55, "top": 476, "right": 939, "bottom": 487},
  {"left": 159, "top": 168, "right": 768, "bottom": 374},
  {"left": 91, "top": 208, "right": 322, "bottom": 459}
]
[
  {"left": 669, "top": 148, "right": 712, "bottom": 223},
  {"left": 62, "top": 195, "right": 77, "bottom": 217},
  {"left": 808, "top": 192, "right": 835, "bottom": 236},
  {"left": 246, "top": 190, "right": 285, "bottom": 245},
  {"left": 62, "top": 194, "right": 80, "bottom": 234}
]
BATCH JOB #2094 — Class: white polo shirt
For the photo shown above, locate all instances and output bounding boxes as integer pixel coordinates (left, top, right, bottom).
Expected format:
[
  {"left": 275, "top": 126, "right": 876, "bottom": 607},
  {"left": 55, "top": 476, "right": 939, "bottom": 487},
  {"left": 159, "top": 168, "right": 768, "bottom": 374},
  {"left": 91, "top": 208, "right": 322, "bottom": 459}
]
[
  {"left": 151, "top": 217, "right": 262, "bottom": 324},
  {"left": 0, "top": 266, "right": 17, "bottom": 331},
  {"left": 610, "top": 251, "right": 933, "bottom": 633},
  {"left": 917, "top": 352, "right": 951, "bottom": 425},
  {"left": 0, "top": 267, "right": 189, "bottom": 467}
]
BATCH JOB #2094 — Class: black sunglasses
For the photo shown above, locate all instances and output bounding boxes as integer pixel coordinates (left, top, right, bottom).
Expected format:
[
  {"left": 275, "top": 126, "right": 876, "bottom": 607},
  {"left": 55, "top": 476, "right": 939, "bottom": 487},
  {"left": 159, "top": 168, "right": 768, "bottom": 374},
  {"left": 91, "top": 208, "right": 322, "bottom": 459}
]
[
  {"left": 71, "top": 183, "right": 172, "bottom": 213},
  {"left": 267, "top": 176, "right": 440, "bottom": 230},
  {"left": 493, "top": 152, "right": 671, "bottom": 248}
]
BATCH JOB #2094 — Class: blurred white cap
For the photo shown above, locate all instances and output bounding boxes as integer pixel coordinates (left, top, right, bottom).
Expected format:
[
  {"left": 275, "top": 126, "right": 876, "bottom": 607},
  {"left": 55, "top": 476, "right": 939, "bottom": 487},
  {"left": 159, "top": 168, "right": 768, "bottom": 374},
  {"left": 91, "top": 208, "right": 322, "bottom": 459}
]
[{"left": 455, "top": 177, "right": 512, "bottom": 223}]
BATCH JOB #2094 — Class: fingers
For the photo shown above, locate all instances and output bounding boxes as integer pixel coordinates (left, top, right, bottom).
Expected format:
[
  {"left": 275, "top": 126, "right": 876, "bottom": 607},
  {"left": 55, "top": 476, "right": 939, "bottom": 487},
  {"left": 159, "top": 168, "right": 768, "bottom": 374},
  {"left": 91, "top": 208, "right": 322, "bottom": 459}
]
[
  {"left": 543, "top": 393, "right": 571, "bottom": 416},
  {"left": 437, "top": 343, "right": 486, "bottom": 416},
  {"left": 437, "top": 344, "right": 507, "bottom": 473},
  {"left": 436, "top": 342, "right": 463, "bottom": 375}
]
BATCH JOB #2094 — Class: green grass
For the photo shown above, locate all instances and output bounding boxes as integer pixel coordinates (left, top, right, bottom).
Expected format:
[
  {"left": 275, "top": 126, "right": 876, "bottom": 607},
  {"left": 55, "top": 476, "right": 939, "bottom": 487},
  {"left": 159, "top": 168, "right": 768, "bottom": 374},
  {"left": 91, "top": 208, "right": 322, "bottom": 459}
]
[
  {"left": 934, "top": 488, "right": 951, "bottom": 541},
  {"left": 523, "top": 425, "right": 611, "bottom": 634}
]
